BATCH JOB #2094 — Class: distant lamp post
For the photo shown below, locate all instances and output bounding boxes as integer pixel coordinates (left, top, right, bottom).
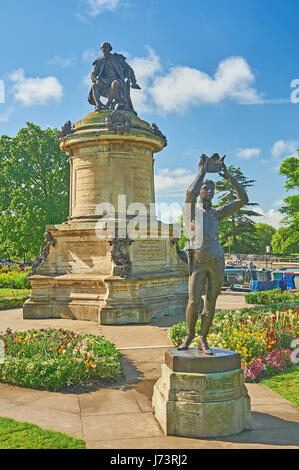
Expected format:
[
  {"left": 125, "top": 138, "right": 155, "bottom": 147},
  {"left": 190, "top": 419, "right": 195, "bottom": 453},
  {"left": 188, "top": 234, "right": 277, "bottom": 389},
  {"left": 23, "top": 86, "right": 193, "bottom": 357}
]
[
  {"left": 228, "top": 237, "right": 232, "bottom": 260},
  {"left": 266, "top": 245, "right": 271, "bottom": 269}
]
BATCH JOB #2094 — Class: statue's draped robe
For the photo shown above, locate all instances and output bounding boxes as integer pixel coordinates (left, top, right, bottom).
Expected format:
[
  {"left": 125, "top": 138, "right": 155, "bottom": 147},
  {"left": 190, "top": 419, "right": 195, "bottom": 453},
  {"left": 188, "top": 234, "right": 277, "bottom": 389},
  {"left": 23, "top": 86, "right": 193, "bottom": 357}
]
[{"left": 88, "top": 53, "right": 136, "bottom": 111}]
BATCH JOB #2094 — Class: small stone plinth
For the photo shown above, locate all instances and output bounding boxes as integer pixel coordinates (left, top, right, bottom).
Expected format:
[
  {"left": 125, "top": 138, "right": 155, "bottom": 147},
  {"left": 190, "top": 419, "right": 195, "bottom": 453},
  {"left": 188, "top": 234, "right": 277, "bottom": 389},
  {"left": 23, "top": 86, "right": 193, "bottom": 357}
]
[{"left": 152, "top": 348, "right": 252, "bottom": 439}]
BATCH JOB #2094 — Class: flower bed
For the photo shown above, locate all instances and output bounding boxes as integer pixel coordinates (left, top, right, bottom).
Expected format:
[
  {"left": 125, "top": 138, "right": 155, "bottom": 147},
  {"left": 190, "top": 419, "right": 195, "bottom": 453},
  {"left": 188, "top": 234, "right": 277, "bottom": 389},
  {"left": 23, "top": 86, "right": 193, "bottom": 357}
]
[
  {"left": 0, "top": 289, "right": 31, "bottom": 310},
  {"left": 242, "top": 349, "right": 293, "bottom": 382},
  {"left": 245, "top": 289, "right": 299, "bottom": 305},
  {"left": 0, "top": 328, "right": 122, "bottom": 391},
  {"left": 169, "top": 308, "right": 298, "bottom": 382}
]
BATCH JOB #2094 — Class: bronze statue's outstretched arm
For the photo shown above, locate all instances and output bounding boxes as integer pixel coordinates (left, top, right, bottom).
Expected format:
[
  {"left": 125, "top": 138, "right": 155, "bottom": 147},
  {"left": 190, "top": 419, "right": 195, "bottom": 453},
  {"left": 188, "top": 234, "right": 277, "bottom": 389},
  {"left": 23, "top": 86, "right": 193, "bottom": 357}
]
[
  {"left": 216, "top": 164, "right": 249, "bottom": 220},
  {"left": 185, "top": 154, "right": 208, "bottom": 204}
]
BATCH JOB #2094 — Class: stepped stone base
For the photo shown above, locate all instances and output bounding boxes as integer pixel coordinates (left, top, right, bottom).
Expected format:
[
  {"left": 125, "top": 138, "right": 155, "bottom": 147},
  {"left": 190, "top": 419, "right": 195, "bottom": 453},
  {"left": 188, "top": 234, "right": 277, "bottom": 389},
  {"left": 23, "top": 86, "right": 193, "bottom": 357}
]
[
  {"left": 23, "top": 222, "right": 188, "bottom": 324},
  {"left": 23, "top": 272, "right": 188, "bottom": 325},
  {"left": 152, "top": 348, "right": 252, "bottom": 439}
]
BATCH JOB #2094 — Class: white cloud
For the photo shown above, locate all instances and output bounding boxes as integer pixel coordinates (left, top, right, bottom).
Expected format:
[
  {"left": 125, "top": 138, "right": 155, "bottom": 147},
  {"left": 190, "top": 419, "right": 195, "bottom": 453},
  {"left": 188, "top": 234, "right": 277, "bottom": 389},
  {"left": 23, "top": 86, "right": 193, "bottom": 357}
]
[
  {"left": 82, "top": 72, "right": 91, "bottom": 88},
  {"left": 155, "top": 168, "right": 196, "bottom": 197},
  {"left": 236, "top": 147, "right": 261, "bottom": 159},
  {"left": 82, "top": 48, "right": 97, "bottom": 62},
  {"left": 253, "top": 207, "right": 283, "bottom": 229},
  {"left": 47, "top": 56, "right": 76, "bottom": 67},
  {"left": 9, "top": 69, "right": 63, "bottom": 106},
  {"left": 271, "top": 139, "right": 299, "bottom": 159},
  {"left": 273, "top": 199, "right": 284, "bottom": 208},
  {"left": 155, "top": 202, "right": 183, "bottom": 224},
  {"left": 149, "top": 56, "right": 263, "bottom": 113},
  {"left": 0, "top": 106, "right": 14, "bottom": 122},
  {"left": 130, "top": 47, "right": 162, "bottom": 114},
  {"left": 83, "top": 47, "right": 284, "bottom": 115},
  {"left": 80, "top": 46, "right": 286, "bottom": 115},
  {"left": 262, "top": 98, "right": 290, "bottom": 104},
  {"left": 85, "top": 0, "right": 121, "bottom": 16}
]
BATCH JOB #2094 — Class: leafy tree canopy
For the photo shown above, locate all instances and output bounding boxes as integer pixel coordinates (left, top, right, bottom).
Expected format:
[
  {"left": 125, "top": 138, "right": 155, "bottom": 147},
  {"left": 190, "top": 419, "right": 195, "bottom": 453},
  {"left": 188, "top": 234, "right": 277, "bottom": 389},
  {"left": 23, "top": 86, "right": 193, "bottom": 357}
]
[
  {"left": 271, "top": 227, "right": 299, "bottom": 255},
  {"left": 253, "top": 223, "right": 276, "bottom": 254},
  {"left": 277, "top": 151, "right": 299, "bottom": 253},
  {"left": 0, "top": 123, "right": 69, "bottom": 261},
  {"left": 214, "top": 166, "right": 261, "bottom": 253},
  {"left": 177, "top": 165, "right": 262, "bottom": 254}
]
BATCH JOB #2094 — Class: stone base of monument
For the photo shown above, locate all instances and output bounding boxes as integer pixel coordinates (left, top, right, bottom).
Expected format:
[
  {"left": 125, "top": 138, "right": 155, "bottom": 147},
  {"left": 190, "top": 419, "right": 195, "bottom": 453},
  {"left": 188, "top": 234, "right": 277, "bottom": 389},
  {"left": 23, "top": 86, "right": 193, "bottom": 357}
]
[
  {"left": 23, "top": 111, "right": 189, "bottom": 325},
  {"left": 23, "top": 222, "right": 188, "bottom": 324},
  {"left": 152, "top": 348, "right": 252, "bottom": 439}
]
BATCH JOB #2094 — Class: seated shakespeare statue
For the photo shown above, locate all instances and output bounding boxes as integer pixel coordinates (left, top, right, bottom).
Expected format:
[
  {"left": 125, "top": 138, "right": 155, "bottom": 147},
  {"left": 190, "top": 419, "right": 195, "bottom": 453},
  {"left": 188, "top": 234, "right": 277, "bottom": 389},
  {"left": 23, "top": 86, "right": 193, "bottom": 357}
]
[
  {"left": 178, "top": 154, "right": 249, "bottom": 355},
  {"left": 88, "top": 42, "right": 141, "bottom": 113}
]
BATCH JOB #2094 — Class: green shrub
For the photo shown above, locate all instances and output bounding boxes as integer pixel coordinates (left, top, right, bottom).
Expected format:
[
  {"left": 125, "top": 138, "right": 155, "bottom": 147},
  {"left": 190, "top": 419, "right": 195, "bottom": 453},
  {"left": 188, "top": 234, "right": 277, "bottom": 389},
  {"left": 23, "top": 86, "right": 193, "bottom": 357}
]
[
  {"left": 168, "top": 320, "right": 202, "bottom": 348},
  {"left": 0, "top": 290, "right": 30, "bottom": 310},
  {"left": 0, "top": 272, "right": 30, "bottom": 289},
  {"left": 245, "top": 289, "right": 299, "bottom": 305}
]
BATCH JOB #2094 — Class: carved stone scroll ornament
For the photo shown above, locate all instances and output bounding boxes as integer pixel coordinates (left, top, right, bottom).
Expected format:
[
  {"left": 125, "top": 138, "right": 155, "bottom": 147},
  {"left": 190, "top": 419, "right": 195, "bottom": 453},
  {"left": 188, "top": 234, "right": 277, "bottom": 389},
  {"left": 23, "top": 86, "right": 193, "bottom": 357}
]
[
  {"left": 106, "top": 110, "right": 132, "bottom": 134},
  {"left": 55, "top": 121, "right": 72, "bottom": 145},
  {"left": 108, "top": 237, "right": 133, "bottom": 279},
  {"left": 28, "top": 232, "right": 55, "bottom": 277},
  {"left": 171, "top": 239, "right": 188, "bottom": 264},
  {"left": 150, "top": 123, "right": 167, "bottom": 148}
]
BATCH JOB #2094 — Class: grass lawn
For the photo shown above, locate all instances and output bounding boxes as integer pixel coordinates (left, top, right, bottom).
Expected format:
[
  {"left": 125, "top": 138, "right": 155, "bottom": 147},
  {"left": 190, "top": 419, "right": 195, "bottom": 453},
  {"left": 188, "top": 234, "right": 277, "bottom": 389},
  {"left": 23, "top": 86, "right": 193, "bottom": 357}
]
[
  {"left": 0, "top": 416, "right": 85, "bottom": 449},
  {"left": 0, "top": 289, "right": 31, "bottom": 310},
  {"left": 261, "top": 365, "right": 299, "bottom": 408}
]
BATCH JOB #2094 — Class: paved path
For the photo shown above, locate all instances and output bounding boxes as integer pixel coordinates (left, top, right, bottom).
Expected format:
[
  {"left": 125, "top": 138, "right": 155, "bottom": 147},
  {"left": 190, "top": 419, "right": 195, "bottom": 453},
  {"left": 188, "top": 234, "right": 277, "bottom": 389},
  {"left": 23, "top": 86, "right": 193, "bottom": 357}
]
[{"left": 0, "top": 295, "right": 298, "bottom": 449}]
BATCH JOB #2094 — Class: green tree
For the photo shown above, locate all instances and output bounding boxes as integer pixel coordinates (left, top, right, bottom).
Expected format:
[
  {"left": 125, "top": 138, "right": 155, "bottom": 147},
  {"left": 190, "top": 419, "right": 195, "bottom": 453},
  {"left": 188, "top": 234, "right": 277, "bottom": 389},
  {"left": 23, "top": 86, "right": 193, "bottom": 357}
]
[
  {"left": 0, "top": 123, "right": 69, "bottom": 261},
  {"left": 277, "top": 152, "right": 299, "bottom": 253},
  {"left": 253, "top": 223, "right": 276, "bottom": 254},
  {"left": 214, "top": 166, "right": 261, "bottom": 253},
  {"left": 271, "top": 227, "right": 299, "bottom": 254},
  {"left": 177, "top": 214, "right": 187, "bottom": 250}
]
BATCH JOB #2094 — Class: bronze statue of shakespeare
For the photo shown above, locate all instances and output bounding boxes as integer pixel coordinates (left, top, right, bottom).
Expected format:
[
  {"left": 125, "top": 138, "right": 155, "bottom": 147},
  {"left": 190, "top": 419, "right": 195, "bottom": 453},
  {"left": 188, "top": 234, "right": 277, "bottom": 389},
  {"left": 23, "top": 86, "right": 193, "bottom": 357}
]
[
  {"left": 178, "top": 154, "right": 249, "bottom": 355},
  {"left": 88, "top": 42, "right": 141, "bottom": 113}
]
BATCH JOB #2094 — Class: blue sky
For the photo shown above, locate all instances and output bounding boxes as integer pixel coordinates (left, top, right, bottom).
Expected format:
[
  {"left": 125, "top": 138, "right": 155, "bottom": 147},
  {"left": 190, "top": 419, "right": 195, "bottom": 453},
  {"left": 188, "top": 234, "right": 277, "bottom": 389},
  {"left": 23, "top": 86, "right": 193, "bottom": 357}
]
[{"left": 0, "top": 0, "right": 298, "bottom": 228}]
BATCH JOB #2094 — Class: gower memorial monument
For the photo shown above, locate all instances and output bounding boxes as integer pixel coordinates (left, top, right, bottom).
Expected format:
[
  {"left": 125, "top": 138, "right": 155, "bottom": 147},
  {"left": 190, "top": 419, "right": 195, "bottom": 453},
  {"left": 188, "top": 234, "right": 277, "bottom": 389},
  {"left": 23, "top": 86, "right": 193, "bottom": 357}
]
[
  {"left": 23, "top": 41, "right": 252, "bottom": 438},
  {"left": 152, "top": 154, "right": 252, "bottom": 438},
  {"left": 23, "top": 42, "right": 189, "bottom": 324}
]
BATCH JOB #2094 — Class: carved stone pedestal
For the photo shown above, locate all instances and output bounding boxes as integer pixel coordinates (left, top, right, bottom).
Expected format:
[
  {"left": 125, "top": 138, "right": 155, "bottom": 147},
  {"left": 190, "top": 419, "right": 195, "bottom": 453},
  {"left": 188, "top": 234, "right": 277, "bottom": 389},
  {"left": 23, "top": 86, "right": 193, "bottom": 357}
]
[
  {"left": 23, "top": 111, "right": 188, "bottom": 324},
  {"left": 152, "top": 348, "right": 252, "bottom": 439}
]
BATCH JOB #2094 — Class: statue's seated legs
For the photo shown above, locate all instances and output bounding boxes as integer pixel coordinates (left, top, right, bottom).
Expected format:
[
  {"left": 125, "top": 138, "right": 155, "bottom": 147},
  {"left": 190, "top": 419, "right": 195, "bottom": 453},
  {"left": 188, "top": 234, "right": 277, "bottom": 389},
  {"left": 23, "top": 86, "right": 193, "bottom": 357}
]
[
  {"left": 90, "top": 82, "right": 105, "bottom": 111},
  {"left": 90, "top": 78, "right": 130, "bottom": 111},
  {"left": 104, "top": 80, "right": 128, "bottom": 110}
]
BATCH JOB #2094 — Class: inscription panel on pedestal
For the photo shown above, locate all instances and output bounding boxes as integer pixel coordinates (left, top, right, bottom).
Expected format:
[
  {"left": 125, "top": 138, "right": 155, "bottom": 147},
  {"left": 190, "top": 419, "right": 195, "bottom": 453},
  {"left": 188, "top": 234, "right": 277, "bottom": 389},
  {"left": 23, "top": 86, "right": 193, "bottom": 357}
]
[
  {"left": 62, "top": 241, "right": 107, "bottom": 261},
  {"left": 132, "top": 240, "right": 166, "bottom": 260}
]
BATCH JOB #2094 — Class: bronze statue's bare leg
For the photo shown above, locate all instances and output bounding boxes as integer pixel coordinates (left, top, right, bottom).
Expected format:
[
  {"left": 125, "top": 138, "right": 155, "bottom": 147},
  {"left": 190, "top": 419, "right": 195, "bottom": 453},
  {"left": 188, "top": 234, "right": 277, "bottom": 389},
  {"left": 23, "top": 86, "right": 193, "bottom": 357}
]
[
  {"left": 91, "top": 84, "right": 104, "bottom": 110},
  {"left": 178, "top": 268, "right": 206, "bottom": 350},
  {"left": 198, "top": 257, "right": 225, "bottom": 354}
]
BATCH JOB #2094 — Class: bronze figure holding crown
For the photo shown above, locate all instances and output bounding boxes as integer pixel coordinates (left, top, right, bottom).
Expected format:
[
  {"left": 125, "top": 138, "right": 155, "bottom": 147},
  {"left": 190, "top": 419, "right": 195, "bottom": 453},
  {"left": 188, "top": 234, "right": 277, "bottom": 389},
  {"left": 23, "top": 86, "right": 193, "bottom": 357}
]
[{"left": 178, "top": 154, "right": 249, "bottom": 354}]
